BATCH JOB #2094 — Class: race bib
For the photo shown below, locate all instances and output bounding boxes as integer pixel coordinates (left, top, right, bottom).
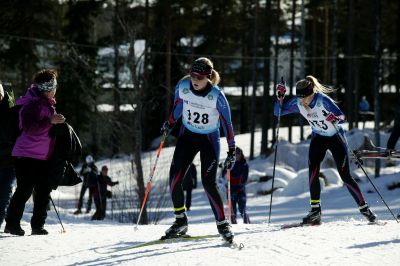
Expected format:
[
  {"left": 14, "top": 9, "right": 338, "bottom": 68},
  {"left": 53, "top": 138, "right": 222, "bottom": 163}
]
[
  {"left": 179, "top": 81, "right": 220, "bottom": 134},
  {"left": 298, "top": 96, "right": 338, "bottom": 136}
]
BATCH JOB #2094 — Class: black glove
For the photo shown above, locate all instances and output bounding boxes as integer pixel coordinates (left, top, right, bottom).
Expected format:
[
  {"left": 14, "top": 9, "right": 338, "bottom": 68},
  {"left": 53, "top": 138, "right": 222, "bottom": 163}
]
[
  {"left": 160, "top": 121, "right": 172, "bottom": 135},
  {"left": 224, "top": 147, "right": 236, "bottom": 170}
]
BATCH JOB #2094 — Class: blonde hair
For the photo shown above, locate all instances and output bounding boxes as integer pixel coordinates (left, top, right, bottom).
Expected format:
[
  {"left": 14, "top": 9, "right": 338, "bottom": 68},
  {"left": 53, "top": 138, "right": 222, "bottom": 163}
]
[
  {"left": 183, "top": 57, "right": 221, "bottom": 86},
  {"left": 305, "top": 75, "right": 335, "bottom": 95}
]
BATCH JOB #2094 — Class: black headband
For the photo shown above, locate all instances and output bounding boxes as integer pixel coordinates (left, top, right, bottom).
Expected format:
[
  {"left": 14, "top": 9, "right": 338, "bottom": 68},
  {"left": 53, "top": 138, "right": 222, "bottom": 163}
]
[
  {"left": 190, "top": 61, "right": 212, "bottom": 76},
  {"left": 296, "top": 80, "right": 314, "bottom": 98}
]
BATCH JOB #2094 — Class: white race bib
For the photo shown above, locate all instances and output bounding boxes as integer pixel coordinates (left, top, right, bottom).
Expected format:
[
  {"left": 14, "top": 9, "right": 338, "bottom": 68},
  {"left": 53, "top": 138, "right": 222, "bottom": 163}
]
[
  {"left": 298, "top": 96, "right": 338, "bottom": 136},
  {"left": 179, "top": 80, "right": 220, "bottom": 134}
]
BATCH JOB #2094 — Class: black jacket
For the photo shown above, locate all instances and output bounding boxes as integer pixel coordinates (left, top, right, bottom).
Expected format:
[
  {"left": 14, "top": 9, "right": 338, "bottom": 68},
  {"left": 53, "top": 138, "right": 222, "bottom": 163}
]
[
  {"left": 47, "top": 122, "right": 82, "bottom": 189},
  {"left": 0, "top": 88, "right": 20, "bottom": 168}
]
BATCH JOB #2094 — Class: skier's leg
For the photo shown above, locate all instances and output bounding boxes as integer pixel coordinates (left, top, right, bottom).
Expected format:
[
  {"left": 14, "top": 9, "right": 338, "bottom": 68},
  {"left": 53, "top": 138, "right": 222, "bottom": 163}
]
[
  {"left": 303, "top": 135, "right": 327, "bottom": 224},
  {"left": 165, "top": 133, "right": 197, "bottom": 236},
  {"left": 329, "top": 135, "right": 376, "bottom": 222},
  {"left": 200, "top": 133, "right": 233, "bottom": 242}
]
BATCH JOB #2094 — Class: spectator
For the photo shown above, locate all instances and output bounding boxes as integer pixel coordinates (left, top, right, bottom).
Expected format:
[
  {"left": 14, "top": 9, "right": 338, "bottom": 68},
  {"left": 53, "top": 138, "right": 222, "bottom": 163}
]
[
  {"left": 359, "top": 96, "right": 370, "bottom": 129},
  {"left": 5, "top": 69, "right": 65, "bottom": 236},
  {"left": 182, "top": 164, "right": 197, "bottom": 211},
  {"left": 90, "top": 165, "right": 118, "bottom": 220},
  {"left": 0, "top": 83, "right": 17, "bottom": 229},
  {"left": 222, "top": 147, "right": 250, "bottom": 224},
  {"left": 73, "top": 155, "right": 98, "bottom": 215}
]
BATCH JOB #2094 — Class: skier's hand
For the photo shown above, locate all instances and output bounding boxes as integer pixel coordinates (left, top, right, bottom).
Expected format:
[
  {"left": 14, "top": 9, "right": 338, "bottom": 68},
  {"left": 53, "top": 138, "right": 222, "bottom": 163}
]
[
  {"left": 276, "top": 83, "right": 287, "bottom": 100},
  {"left": 325, "top": 112, "right": 339, "bottom": 123},
  {"left": 224, "top": 147, "right": 236, "bottom": 170},
  {"left": 160, "top": 121, "right": 172, "bottom": 135}
]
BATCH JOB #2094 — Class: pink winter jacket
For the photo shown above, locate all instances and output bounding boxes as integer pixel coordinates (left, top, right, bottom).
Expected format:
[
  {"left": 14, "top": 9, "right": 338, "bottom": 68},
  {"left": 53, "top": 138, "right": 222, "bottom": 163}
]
[{"left": 12, "top": 86, "right": 56, "bottom": 160}]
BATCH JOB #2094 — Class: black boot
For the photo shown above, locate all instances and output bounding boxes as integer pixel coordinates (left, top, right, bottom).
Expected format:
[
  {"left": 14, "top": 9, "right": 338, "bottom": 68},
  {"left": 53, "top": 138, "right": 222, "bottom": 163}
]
[
  {"left": 217, "top": 220, "right": 234, "bottom": 243},
  {"left": 359, "top": 204, "right": 377, "bottom": 222},
  {"left": 4, "top": 224, "right": 25, "bottom": 236},
  {"left": 302, "top": 204, "right": 321, "bottom": 225},
  {"left": 165, "top": 213, "right": 188, "bottom": 237},
  {"left": 32, "top": 227, "right": 49, "bottom": 235}
]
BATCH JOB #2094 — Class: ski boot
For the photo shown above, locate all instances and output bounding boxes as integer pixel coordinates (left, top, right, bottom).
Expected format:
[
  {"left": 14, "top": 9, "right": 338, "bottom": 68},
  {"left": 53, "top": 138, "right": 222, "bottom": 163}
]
[
  {"left": 302, "top": 204, "right": 321, "bottom": 225},
  {"left": 217, "top": 220, "right": 234, "bottom": 243},
  {"left": 31, "top": 227, "right": 49, "bottom": 235},
  {"left": 73, "top": 209, "right": 82, "bottom": 215},
  {"left": 4, "top": 224, "right": 25, "bottom": 236},
  {"left": 164, "top": 213, "right": 188, "bottom": 239},
  {"left": 359, "top": 204, "right": 377, "bottom": 222}
]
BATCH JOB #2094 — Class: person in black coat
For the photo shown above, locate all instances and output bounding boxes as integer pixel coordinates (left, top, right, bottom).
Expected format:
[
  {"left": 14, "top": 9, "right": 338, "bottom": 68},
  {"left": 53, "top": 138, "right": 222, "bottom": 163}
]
[
  {"left": 90, "top": 165, "right": 118, "bottom": 220},
  {"left": 182, "top": 164, "right": 197, "bottom": 211},
  {"left": 0, "top": 84, "right": 17, "bottom": 229}
]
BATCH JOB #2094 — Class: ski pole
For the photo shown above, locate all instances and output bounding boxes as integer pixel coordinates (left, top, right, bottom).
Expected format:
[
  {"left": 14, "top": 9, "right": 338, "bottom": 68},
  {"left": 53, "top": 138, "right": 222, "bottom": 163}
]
[
  {"left": 135, "top": 129, "right": 169, "bottom": 230},
  {"left": 331, "top": 123, "right": 399, "bottom": 223},
  {"left": 49, "top": 196, "right": 66, "bottom": 233},
  {"left": 268, "top": 76, "right": 285, "bottom": 224},
  {"left": 227, "top": 165, "right": 232, "bottom": 223}
]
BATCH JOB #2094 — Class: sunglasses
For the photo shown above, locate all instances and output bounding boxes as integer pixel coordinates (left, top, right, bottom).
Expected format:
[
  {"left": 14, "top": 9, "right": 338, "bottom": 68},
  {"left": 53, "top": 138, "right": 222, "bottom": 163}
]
[{"left": 190, "top": 72, "right": 208, "bottom": 81}]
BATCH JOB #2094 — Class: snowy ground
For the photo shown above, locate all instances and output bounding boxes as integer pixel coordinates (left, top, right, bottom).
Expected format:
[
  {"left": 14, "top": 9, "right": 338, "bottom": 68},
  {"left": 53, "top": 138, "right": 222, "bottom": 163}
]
[{"left": 1, "top": 123, "right": 400, "bottom": 266}]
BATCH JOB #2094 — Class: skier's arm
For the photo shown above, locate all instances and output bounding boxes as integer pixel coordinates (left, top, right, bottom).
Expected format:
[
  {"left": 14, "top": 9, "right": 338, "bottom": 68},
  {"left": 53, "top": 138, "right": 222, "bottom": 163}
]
[
  {"left": 273, "top": 97, "right": 300, "bottom": 117},
  {"left": 167, "top": 82, "right": 183, "bottom": 126},
  {"left": 322, "top": 96, "right": 345, "bottom": 123},
  {"left": 217, "top": 92, "right": 235, "bottom": 149}
]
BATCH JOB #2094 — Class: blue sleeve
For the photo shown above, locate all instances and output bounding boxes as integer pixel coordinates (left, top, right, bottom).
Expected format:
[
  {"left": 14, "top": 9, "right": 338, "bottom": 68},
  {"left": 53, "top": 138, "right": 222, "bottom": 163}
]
[
  {"left": 167, "top": 82, "right": 183, "bottom": 125},
  {"left": 321, "top": 95, "right": 345, "bottom": 120},
  {"left": 273, "top": 97, "right": 300, "bottom": 116},
  {"left": 217, "top": 92, "right": 235, "bottom": 148}
]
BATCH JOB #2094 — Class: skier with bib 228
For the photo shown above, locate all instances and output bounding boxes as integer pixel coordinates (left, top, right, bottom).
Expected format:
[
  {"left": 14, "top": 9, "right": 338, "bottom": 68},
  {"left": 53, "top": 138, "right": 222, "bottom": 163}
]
[
  {"left": 161, "top": 57, "right": 236, "bottom": 242},
  {"left": 274, "top": 75, "right": 377, "bottom": 225}
]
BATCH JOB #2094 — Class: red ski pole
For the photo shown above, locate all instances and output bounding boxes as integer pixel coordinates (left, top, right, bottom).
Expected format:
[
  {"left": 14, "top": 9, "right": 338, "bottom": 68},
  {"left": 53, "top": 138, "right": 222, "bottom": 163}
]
[{"left": 135, "top": 129, "right": 169, "bottom": 230}]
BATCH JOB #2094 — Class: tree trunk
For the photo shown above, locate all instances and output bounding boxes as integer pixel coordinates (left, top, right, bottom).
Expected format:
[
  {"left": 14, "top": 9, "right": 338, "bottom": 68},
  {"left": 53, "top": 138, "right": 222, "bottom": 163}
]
[
  {"left": 373, "top": 0, "right": 382, "bottom": 177},
  {"left": 331, "top": 0, "right": 338, "bottom": 99},
  {"left": 346, "top": 0, "right": 354, "bottom": 129},
  {"left": 272, "top": 0, "right": 281, "bottom": 145},
  {"left": 112, "top": 0, "right": 121, "bottom": 155},
  {"left": 165, "top": 1, "right": 172, "bottom": 120},
  {"left": 250, "top": 0, "right": 259, "bottom": 160},
  {"left": 299, "top": 0, "right": 305, "bottom": 141},
  {"left": 261, "top": 0, "right": 272, "bottom": 155},
  {"left": 288, "top": 0, "right": 296, "bottom": 143}
]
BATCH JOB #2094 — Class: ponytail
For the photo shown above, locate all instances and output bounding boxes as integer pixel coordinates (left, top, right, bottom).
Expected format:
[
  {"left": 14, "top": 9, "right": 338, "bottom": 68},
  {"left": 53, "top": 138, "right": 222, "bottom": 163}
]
[{"left": 305, "top": 75, "right": 335, "bottom": 95}]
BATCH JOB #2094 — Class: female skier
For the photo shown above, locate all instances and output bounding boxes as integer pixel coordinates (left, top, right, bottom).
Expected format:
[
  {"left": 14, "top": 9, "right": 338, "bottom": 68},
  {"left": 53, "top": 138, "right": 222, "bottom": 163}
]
[
  {"left": 274, "top": 75, "right": 377, "bottom": 224},
  {"left": 162, "top": 57, "right": 236, "bottom": 242}
]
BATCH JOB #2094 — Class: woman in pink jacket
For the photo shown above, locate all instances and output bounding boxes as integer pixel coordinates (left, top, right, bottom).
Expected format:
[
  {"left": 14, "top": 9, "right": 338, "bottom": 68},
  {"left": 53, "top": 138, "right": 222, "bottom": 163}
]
[{"left": 4, "top": 69, "right": 65, "bottom": 236}]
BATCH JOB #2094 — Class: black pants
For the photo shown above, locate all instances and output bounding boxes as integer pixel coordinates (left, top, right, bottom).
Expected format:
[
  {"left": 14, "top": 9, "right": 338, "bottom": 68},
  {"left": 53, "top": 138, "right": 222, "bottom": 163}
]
[
  {"left": 231, "top": 190, "right": 250, "bottom": 223},
  {"left": 6, "top": 158, "right": 52, "bottom": 229},
  {"left": 169, "top": 130, "right": 225, "bottom": 222},
  {"left": 308, "top": 134, "right": 366, "bottom": 206},
  {"left": 76, "top": 183, "right": 92, "bottom": 212},
  {"left": 387, "top": 123, "right": 400, "bottom": 150}
]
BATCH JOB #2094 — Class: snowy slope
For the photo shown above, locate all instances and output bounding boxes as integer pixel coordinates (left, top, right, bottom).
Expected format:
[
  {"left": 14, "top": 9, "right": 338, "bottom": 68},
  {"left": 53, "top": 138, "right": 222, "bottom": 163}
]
[{"left": 1, "top": 125, "right": 400, "bottom": 266}]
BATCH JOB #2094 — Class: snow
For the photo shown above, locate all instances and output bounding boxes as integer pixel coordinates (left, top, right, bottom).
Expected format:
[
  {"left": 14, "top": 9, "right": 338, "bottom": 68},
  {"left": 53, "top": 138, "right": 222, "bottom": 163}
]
[{"left": 1, "top": 124, "right": 400, "bottom": 266}]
